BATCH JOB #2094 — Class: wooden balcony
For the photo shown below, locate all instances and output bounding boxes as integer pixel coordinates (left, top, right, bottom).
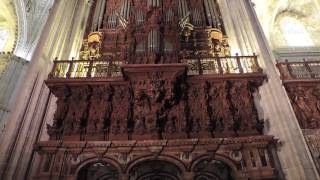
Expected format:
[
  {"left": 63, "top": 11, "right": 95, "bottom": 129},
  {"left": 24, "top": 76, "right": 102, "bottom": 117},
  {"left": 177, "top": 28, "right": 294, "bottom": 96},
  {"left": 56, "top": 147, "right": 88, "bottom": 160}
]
[
  {"left": 182, "top": 54, "right": 262, "bottom": 76},
  {"left": 47, "top": 54, "right": 263, "bottom": 80},
  {"left": 277, "top": 60, "right": 320, "bottom": 82},
  {"left": 48, "top": 59, "right": 123, "bottom": 79}
]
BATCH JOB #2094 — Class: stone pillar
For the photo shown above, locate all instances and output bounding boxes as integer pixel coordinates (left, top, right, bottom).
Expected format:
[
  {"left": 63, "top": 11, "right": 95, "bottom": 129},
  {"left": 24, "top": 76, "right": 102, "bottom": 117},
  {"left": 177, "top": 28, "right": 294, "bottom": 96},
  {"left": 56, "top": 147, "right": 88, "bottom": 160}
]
[
  {"left": 0, "top": 0, "right": 90, "bottom": 179},
  {"left": 0, "top": 55, "right": 29, "bottom": 135},
  {"left": 218, "top": 0, "right": 320, "bottom": 179}
]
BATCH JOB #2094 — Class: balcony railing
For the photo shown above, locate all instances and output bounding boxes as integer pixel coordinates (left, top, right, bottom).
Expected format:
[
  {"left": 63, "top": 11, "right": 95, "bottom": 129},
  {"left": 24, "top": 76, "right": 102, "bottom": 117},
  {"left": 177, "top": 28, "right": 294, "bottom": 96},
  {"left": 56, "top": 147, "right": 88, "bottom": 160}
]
[
  {"left": 48, "top": 55, "right": 262, "bottom": 79},
  {"left": 181, "top": 54, "right": 262, "bottom": 75},
  {"left": 49, "top": 59, "right": 123, "bottom": 78},
  {"left": 277, "top": 60, "right": 320, "bottom": 80}
]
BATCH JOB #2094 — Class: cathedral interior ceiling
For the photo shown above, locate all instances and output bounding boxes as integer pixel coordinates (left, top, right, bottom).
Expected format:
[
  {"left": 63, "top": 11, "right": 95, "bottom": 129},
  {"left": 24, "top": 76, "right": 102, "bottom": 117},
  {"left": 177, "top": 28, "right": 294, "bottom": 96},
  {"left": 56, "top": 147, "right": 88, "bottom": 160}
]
[
  {"left": 252, "top": 0, "right": 320, "bottom": 49},
  {"left": 12, "top": 0, "right": 54, "bottom": 60},
  {"left": 0, "top": 0, "right": 17, "bottom": 52}
]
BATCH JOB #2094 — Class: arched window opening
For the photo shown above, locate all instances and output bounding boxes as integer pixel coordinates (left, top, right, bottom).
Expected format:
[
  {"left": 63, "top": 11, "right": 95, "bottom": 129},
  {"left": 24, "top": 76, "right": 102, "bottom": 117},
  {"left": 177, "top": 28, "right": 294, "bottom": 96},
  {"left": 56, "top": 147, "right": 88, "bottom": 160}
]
[
  {"left": 280, "top": 17, "right": 314, "bottom": 47},
  {"left": 0, "top": 29, "right": 9, "bottom": 52}
]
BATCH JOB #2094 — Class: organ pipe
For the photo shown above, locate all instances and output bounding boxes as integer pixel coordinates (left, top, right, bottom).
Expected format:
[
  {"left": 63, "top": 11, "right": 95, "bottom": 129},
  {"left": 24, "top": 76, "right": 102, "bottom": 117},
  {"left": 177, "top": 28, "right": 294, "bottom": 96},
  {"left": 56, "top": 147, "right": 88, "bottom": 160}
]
[
  {"left": 85, "top": 0, "right": 228, "bottom": 56},
  {"left": 91, "top": 0, "right": 102, "bottom": 31},
  {"left": 178, "top": 0, "right": 189, "bottom": 20},
  {"left": 203, "top": 0, "right": 223, "bottom": 30},
  {"left": 147, "top": 0, "right": 161, "bottom": 7},
  {"left": 98, "top": 0, "right": 106, "bottom": 29},
  {"left": 92, "top": 0, "right": 225, "bottom": 31},
  {"left": 148, "top": 29, "right": 160, "bottom": 53}
]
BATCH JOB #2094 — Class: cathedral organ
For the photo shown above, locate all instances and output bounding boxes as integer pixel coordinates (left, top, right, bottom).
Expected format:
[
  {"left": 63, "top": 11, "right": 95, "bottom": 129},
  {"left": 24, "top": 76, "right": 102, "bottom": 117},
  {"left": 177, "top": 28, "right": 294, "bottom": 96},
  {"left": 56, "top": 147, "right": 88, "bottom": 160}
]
[{"left": 35, "top": 0, "right": 280, "bottom": 179}]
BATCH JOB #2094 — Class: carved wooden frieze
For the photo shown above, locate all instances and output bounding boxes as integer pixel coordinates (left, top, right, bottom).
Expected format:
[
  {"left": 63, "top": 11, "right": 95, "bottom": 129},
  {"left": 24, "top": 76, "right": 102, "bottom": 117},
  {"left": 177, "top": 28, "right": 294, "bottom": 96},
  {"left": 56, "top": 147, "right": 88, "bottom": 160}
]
[
  {"left": 286, "top": 85, "right": 320, "bottom": 129},
  {"left": 35, "top": 135, "right": 278, "bottom": 180},
  {"left": 109, "top": 85, "right": 131, "bottom": 139},
  {"left": 47, "top": 73, "right": 265, "bottom": 141},
  {"left": 122, "top": 64, "right": 188, "bottom": 139},
  {"left": 188, "top": 82, "right": 210, "bottom": 137},
  {"left": 63, "top": 86, "right": 91, "bottom": 139},
  {"left": 86, "top": 85, "right": 113, "bottom": 139},
  {"left": 206, "top": 81, "right": 233, "bottom": 135}
]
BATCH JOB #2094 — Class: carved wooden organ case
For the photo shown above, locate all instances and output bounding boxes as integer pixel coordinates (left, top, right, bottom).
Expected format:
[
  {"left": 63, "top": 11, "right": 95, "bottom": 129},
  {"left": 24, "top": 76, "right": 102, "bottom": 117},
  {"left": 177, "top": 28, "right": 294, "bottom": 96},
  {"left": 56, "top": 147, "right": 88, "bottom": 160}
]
[{"left": 36, "top": 0, "right": 280, "bottom": 179}]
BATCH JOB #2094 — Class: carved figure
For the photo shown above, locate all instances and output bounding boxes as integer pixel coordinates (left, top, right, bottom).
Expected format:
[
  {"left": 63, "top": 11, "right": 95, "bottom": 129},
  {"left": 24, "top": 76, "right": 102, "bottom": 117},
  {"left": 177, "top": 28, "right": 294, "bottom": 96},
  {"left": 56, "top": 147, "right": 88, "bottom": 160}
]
[
  {"left": 167, "top": 101, "right": 186, "bottom": 134},
  {"left": 290, "top": 87, "right": 319, "bottom": 129},
  {"left": 188, "top": 83, "right": 209, "bottom": 134},
  {"left": 133, "top": 89, "right": 156, "bottom": 134},
  {"left": 110, "top": 86, "right": 130, "bottom": 135},
  {"left": 87, "top": 85, "right": 113, "bottom": 135},
  {"left": 207, "top": 81, "right": 232, "bottom": 133},
  {"left": 64, "top": 86, "right": 91, "bottom": 136},
  {"left": 229, "top": 81, "right": 258, "bottom": 133}
]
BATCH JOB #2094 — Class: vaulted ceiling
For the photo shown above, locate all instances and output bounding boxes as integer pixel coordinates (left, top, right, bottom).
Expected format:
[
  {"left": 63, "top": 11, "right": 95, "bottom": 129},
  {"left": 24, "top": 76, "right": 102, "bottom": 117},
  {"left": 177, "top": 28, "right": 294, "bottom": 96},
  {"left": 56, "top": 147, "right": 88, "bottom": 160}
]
[
  {"left": 252, "top": 0, "right": 320, "bottom": 49},
  {"left": 0, "top": 0, "right": 17, "bottom": 52},
  {"left": 0, "top": 0, "right": 54, "bottom": 59}
]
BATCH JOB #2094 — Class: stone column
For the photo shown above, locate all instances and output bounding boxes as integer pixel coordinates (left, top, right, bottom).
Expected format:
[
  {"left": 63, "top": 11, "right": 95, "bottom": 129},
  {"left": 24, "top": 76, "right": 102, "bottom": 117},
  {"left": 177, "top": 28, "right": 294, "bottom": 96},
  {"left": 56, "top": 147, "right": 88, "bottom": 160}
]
[
  {"left": 0, "top": 55, "right": 29, "bottom": 135},
  {"left": 218, "top": 0, "right": 320, "bottom": 179},
  {"left": 0, "top": 55, "right": 29, "bottom": 132},
  {"left": 0, "top": 0, "right": 90, "bottom": 179}
]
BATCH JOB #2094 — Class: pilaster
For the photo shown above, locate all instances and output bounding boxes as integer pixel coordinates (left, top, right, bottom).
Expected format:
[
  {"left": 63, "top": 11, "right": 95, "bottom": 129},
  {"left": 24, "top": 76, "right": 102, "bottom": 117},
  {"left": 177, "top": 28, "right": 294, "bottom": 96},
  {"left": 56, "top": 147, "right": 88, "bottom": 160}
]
[{"left": 0, "top": 0, "right": 90, "bottom": 179}]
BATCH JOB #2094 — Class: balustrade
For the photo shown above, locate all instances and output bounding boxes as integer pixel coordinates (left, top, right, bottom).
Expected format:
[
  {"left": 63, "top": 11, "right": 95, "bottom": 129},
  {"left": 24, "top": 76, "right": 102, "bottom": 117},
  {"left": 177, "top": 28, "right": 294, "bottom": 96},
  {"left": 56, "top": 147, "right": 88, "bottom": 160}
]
[
  {"left": 182, "top": 54, "right": 262, "bottom": 75},
  {"left": 49, "top": 59, "right": 123, "bottom": 78},
  {"left": 277, "top": 60, "right": 320, "bottom": 80},
  {"left": 49, "top": 54, "right": 262, "bottom": 79}
]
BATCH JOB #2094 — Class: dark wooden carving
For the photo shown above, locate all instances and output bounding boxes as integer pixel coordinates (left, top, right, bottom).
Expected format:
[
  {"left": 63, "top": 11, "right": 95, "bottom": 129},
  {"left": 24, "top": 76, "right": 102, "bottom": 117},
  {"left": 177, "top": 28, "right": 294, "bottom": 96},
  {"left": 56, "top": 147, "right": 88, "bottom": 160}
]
[
  {"left": 46, "top": 77, "right": 264, "bottom": 140},
  {"left": 109, "top": 85, "right": 131, "bottom": 140},
  {"left": 86, "top": 85, "right": 113, "bottom": 139},
  {"left": 63, "top": 86, "right": 91, "bottom": 139},
  {"left": 229, "top": 80, "right": 263, "bottom": 135},
  {"left": 188, "top": 82, "right": 210, "bottom": 138},
  {"left": 286, "top": 85, "right": 320, "bottom": 129},
  {"left": 207, "top": 81, "right": 233, "bottom": 135}
]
